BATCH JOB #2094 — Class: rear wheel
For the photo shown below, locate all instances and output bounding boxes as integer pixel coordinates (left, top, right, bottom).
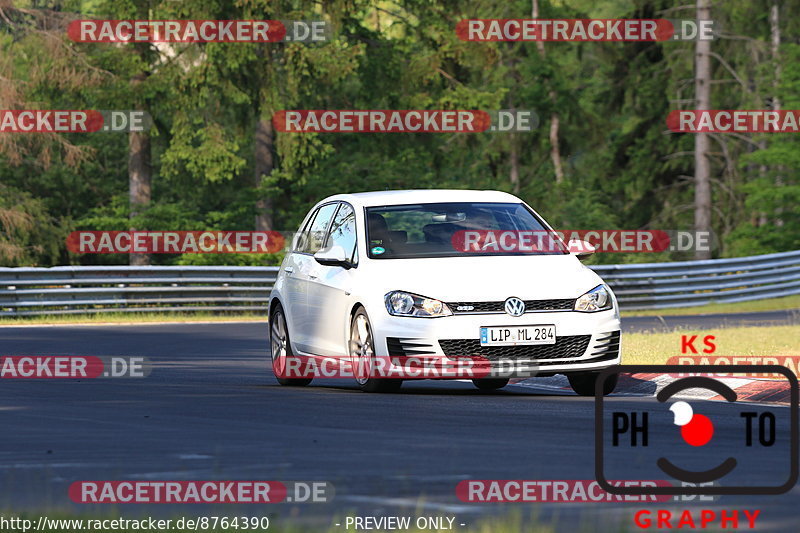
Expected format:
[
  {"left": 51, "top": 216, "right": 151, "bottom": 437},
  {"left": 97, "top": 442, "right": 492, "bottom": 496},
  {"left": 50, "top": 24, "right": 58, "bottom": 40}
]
[
  {"left": 350, "top": 306, "right": 402, "bottom": 393},
  {"left": 472, "top": 378, "right": 509, "bottom": 391},
  {"left": 270, "top": 304, "right": 312, "bottom": 386},
  {"left": 567, "top": 372, "right": 617, "bottom": 396}
]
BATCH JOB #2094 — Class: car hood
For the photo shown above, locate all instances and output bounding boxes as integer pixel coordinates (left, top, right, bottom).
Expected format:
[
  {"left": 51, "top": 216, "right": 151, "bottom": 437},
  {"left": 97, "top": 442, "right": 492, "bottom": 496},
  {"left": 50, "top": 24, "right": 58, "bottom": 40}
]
[{"left": 365, "top": 254, "right": 604, "bottom": 301}]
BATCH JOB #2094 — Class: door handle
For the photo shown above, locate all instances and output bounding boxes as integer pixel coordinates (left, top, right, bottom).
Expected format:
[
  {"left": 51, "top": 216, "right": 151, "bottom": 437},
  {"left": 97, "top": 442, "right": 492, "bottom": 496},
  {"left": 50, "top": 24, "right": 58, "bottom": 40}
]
[
  {"left": 308, "top": 274, "right": 318, "bottom": 280},
  {"left": 284, "top": 266, "right": 294, "bottom": 274}
]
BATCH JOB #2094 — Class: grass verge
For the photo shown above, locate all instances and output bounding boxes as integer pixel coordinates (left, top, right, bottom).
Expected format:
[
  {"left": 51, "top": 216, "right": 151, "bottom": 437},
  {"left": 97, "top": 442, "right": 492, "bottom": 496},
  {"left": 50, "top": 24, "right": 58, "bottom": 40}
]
[
  {"left": 623, "top": 325, "right": 800, "bottom": 365},
  {"left": 621, "top": 294, "right": 800, "bottom": 317}
]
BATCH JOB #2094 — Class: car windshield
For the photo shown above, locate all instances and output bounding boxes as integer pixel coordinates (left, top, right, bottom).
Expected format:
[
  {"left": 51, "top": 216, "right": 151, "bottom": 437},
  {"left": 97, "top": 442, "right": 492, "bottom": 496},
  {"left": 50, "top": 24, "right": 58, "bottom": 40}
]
[{"left": 365, "top": 202, "right": 567, "bottom": 259}]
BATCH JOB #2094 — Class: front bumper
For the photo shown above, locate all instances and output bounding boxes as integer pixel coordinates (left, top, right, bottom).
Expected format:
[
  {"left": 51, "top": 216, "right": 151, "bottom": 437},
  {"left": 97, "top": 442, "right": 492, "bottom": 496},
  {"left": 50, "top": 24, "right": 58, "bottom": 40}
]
[{"left": 370, "top": 308, "right": 621, "bottom": 377}]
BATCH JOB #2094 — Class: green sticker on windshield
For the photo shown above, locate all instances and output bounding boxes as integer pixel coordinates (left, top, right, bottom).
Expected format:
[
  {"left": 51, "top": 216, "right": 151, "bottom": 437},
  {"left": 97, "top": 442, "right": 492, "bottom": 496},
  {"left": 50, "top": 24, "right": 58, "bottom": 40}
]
[{"left": 371, "top": 246, "right": 385, "bottom": 255}]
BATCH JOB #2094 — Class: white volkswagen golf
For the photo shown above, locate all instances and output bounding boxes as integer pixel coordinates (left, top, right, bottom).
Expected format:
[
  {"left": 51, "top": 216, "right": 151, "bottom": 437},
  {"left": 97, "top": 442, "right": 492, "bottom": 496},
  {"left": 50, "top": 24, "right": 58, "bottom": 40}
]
[{"left": 269, "top": 190, "right": 621, "bottom": 394}]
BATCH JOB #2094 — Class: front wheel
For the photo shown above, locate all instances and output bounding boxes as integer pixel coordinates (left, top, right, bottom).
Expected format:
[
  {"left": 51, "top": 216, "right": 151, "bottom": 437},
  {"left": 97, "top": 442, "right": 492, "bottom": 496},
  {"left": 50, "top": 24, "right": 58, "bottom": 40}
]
[
  {"left": 270, "top": 304, "right": 312, "bottom": 386},
  {"left": 350, "top": 306, "right": 402, "bottom": 393},
  {"left": 567, "top": 371, "right": 617, "bottom": 397}
]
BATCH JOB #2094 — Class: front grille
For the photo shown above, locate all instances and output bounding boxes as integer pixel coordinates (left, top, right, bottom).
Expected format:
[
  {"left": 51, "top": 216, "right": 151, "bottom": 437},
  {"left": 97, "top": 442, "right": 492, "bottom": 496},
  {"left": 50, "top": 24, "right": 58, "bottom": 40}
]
[
  {"left": 447, "top": 299, "right": 575, "bottom": 314},
  {"left": 449, "top": 301, "right": 504, "bottom": 313},
  {"left": 438, "top": 335, "right": 591, "bottom": 360}
]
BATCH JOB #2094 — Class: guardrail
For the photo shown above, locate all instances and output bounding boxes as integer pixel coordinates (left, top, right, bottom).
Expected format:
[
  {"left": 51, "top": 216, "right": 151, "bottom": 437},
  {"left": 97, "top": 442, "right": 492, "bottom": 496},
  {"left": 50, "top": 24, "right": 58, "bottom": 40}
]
[
  {"left": 0, "top": 250, "right": 798, "bottom": 316},
  {"left": 591, "top": 249, "right": 800, "bottom": 310},
  {"left": 0, "top": 266, "right": 277, "bottom": 317}
]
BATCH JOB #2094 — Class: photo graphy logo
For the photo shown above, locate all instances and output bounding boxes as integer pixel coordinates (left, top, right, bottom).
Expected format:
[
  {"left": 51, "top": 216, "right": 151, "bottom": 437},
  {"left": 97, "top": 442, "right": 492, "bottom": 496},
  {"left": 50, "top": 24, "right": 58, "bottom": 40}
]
[{"left": 594, "top": 365, "right": 798, "bottom": 496}]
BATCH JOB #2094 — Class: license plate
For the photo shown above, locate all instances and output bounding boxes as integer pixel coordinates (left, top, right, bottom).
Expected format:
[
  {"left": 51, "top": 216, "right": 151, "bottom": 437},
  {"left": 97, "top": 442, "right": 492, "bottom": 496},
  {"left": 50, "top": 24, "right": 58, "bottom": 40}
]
[{"left": 480, "top": 325, "right": 556, "bottom": 346}]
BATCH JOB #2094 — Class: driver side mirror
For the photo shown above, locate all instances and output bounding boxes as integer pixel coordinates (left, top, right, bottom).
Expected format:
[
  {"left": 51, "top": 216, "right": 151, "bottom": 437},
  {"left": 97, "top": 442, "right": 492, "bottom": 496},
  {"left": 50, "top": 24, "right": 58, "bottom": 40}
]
[
  {"left": 568, "top": 239, "right": 596, "bottom": 260},
  {"left": 314, "top": 245, "right": 353, "bottom": 269}
]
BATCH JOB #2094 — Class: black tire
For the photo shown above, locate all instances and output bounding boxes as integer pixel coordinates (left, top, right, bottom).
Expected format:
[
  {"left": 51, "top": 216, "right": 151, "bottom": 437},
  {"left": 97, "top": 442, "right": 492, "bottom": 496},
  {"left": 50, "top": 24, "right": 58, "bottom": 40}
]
[
  {"left": 269, "top": 303, "right": 312, "bottom": 386},
  {"left": 472, "top": 378, "right": 510, "bottom": 391},
  {"left": 567, "top": 372, "right": 617, "bottom": 396},
  {"left": 350, "top": 306, "right": 402, "bottom": 393}
]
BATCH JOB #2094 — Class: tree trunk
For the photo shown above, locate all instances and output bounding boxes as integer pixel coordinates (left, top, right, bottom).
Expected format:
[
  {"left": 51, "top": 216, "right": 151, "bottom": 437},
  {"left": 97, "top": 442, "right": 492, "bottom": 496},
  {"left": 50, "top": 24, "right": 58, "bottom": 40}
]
[
  {"left": 509, "top": 135, "right": 520, "bottom": 194},
  {"left": 548, "top": 112, "right": 563, "bottom": 183},
  {"left": 532, "top": 0, "right": 564, "bottom": 184},
  {"left": 770, "top": 2, "right": 780, "bottom": 113},
  {"left": 770, "top": 1, "right": 784, "bottom": 227},
  {"left": 693, "top": 0, "right": 712, "bottom": 260},
  {"left": 128, "top": 130, "right": 151, "bottom": 266},
  {"left": 128, "top": 4, "right": 152, "bottom": 267},
  {"left": 254, "top": 116, "right": 274, "bottom": 232}
]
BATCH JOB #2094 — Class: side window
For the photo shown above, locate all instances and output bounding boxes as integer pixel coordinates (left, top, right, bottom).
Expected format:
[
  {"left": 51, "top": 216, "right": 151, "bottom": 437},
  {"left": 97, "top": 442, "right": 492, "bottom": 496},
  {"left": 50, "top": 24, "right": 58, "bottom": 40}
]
[
  {"left": 325, "top": 203, "right": 358, "bottom": 261},
  {"left": 293, "top": 210, "right": 317, "bottom": 252},
  {"left": 300, "top": 202, "right": 339, "bottom": 254}
]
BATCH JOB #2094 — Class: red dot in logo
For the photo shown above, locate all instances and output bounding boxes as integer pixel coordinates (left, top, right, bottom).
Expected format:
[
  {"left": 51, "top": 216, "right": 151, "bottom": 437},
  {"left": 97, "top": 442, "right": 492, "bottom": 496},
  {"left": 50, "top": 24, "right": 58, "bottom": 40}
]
[{"left": 681, "top": 414, "right": 714, "bottom": 446}]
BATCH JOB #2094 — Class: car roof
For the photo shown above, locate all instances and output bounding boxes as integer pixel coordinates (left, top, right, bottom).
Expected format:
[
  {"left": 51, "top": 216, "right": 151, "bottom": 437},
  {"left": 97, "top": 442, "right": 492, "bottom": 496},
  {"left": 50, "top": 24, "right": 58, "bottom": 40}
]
[{"left": 318, "top": 189, "right": 523, "bottom": 207}]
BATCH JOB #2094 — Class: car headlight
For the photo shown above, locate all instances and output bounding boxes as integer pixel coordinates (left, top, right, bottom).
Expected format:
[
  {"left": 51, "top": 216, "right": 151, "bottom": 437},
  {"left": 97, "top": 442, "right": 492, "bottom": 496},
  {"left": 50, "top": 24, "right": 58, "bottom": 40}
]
[
  {"left": 385, "top": 291, "right": 453, "bottom": 318},
  {"left": 574, "top": 284, "right": 613, "bottom": 312}
]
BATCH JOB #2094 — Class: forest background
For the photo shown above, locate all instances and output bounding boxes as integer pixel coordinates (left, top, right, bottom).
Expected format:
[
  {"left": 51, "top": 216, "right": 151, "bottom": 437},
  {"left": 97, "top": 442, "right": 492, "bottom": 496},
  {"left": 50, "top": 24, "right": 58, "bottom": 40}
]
[{"left": 1, "top": 0, "right": 796, "bottom": 267}]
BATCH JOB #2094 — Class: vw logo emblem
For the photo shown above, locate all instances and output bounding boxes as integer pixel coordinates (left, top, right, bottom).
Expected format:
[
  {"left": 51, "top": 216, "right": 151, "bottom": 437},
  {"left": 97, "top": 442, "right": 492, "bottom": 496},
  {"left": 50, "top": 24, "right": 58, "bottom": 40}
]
[{"left": 504, "top": 297, "right": 526, "bottom": 317}]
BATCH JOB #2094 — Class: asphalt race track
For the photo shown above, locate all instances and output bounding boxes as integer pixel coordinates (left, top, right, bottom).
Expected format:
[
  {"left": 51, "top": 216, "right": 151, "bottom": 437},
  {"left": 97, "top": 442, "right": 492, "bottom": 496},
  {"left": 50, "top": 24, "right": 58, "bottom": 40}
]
[{"left": 0, "top": 316, "right": 798, "bottom": 531}]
